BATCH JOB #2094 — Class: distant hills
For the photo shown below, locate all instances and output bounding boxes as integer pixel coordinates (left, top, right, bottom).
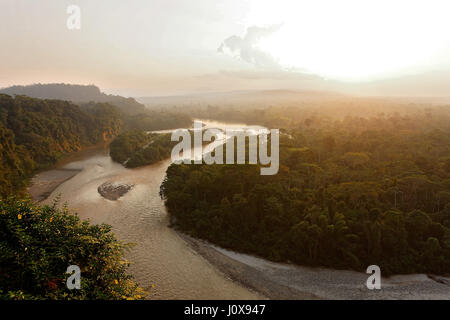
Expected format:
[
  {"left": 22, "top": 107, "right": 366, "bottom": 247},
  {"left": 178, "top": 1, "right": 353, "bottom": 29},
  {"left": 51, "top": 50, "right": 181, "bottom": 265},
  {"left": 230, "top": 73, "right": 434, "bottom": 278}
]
[
  {"left": 138, "top": 89, "right": 347, "bottom": 109},
  {"left": 0, "top": 83, "right": 146, "bottom": 115},
  {"left": 138, "top": 86, "right": 450, "bottom": 110}
]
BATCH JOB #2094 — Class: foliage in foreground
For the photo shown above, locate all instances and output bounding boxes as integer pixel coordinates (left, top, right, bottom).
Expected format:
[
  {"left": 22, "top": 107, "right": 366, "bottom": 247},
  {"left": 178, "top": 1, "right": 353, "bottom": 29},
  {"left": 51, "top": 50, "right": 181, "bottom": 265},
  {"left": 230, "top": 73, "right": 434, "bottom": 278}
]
[{"left": 0, "top": 197, "right": 145, "bottom": 300}]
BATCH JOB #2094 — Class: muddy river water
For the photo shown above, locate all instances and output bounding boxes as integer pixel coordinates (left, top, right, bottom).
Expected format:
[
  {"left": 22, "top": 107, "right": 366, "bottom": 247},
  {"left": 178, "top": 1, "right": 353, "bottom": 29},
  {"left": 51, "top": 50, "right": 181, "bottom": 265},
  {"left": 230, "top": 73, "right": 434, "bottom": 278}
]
[
  {"left": 32, "top": 120, "right": 265, "bottom": 299},
  {"left": 29, "top": 120, "right": 450, "bottom": 300}
]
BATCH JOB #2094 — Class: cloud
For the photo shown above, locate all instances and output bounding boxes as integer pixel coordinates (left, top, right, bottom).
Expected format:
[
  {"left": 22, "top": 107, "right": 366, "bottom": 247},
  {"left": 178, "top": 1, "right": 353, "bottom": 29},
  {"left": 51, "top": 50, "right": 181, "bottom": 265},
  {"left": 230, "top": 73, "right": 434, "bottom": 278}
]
[{"left": 218, "top": 24, "right": 283, "bottom": 69}]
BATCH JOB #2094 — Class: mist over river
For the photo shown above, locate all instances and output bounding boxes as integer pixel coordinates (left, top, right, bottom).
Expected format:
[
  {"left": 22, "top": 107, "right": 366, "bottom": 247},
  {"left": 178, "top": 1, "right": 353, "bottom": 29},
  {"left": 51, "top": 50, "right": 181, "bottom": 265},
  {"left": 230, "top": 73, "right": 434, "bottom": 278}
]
[{"left": 29, "top": 120, "right": 450, "bottom": 300}]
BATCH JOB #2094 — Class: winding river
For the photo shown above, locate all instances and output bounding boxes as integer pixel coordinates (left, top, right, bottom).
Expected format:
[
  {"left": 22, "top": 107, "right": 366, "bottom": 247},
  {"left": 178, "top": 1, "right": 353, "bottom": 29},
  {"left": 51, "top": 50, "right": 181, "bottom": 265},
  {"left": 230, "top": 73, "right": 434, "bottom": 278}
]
[
  {"left": 29, "top": 120, "right": 450, "bottom": 300},
  {"left": 32, "top": 120, "right": 265, "bottom": 299}
]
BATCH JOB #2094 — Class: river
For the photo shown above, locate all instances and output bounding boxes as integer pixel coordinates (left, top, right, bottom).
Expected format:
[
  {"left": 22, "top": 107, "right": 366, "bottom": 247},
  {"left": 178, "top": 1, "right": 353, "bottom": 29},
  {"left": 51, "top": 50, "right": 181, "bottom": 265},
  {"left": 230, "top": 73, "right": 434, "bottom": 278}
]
[
  {"left": 31, "top": 120, "right": 265, "bottom": 299},
  {"left": 29, "top": 120, "right": 450, "bottom": 300}
]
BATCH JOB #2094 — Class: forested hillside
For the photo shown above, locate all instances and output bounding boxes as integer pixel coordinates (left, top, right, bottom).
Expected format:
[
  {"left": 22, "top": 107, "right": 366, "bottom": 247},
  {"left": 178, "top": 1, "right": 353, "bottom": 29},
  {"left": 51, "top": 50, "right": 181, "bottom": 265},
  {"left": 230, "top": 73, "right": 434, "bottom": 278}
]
[
  {"left": 161, "top": 107, "right": 450, "bottom": 275},
  {"left": 0, "top": 84, "right": 193, "bottom": 198},
  {"left": 0, "top": 94, "right": 123, "bottom": 197},
  {"left": 0, "top": 83, "right": 192, "bottom": 131},
  {"left": 0, "top": 84, "right": 146, "bottom": 115}
]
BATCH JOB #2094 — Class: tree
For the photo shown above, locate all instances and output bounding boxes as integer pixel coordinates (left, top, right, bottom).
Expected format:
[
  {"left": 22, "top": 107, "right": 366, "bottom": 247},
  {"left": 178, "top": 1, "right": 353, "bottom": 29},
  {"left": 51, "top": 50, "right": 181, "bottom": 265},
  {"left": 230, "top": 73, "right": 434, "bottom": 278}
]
[{"left": 0, "top": 197, "right": 145, "bottom": 300}]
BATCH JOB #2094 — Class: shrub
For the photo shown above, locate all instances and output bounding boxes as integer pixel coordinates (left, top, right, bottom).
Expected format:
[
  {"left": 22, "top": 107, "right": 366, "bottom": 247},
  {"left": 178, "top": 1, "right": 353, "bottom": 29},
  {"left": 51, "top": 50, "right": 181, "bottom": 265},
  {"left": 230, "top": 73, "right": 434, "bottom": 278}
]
[{"left": 0, "top": 196, "right": 145, "bottom": 300}]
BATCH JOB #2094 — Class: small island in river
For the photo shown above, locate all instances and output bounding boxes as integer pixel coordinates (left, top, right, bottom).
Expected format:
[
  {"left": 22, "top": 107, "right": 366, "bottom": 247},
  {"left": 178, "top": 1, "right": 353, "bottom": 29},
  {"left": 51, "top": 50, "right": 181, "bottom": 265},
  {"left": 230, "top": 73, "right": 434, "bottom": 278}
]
[{"left": 98, "top": 181, "right": 134, "bottom": 200}]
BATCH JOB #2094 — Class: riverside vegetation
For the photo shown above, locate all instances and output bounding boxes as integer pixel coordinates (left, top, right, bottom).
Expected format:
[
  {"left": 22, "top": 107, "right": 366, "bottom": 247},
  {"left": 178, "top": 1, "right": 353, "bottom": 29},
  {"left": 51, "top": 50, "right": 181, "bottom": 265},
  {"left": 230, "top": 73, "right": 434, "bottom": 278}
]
[
  {"left": 0, "top": 94, "right": 123, "bottom": 198},
  {"left": 161, "top": 104, "right": 450, "bottom": 275},
  {"left": 110, "top": 131, "right": 176, "bottom": 168},
  {"left": 0, "top": 88, "right": 191, "bottom": 197},
  {"left": 0, "top": 86, "right": 190, "bottom": 299},
  {"left": 109, "top": 127, "right": 214, "bottom": 168}
]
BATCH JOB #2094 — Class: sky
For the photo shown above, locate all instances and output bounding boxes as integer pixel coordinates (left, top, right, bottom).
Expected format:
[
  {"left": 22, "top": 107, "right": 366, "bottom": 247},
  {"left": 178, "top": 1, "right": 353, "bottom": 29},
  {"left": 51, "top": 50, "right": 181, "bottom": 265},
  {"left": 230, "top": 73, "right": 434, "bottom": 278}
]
[{"left": 1, "top": 0, "right": 450, "bottom": 96}]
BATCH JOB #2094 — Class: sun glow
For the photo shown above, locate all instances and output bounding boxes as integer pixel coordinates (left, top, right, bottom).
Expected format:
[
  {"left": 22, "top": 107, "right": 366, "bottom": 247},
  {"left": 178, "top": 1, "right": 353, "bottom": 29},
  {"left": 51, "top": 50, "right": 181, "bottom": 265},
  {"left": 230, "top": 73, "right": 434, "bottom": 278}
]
[{"left": 246, "top": 0, "right": 450, "bottom": 81}]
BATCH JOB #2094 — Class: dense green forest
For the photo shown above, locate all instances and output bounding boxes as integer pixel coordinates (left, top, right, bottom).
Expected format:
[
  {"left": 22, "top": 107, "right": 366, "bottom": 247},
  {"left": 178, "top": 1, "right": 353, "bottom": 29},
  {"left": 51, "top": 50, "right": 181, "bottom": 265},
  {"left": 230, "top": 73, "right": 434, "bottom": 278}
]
[
  {"left": 0, "top": 197, "right": 145, "bottom": 299},
  {"left": 110, "top": 128, "right": 213, "bottom": 168},
  {"left": 0, "top": 94, "right": 123, "bottom": 197},
  {"left": 161, "top": 107, "right": 450, "bottom": 275},
  {"left": 110, "top": 131, "right": 176, "bottom": 168}
]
